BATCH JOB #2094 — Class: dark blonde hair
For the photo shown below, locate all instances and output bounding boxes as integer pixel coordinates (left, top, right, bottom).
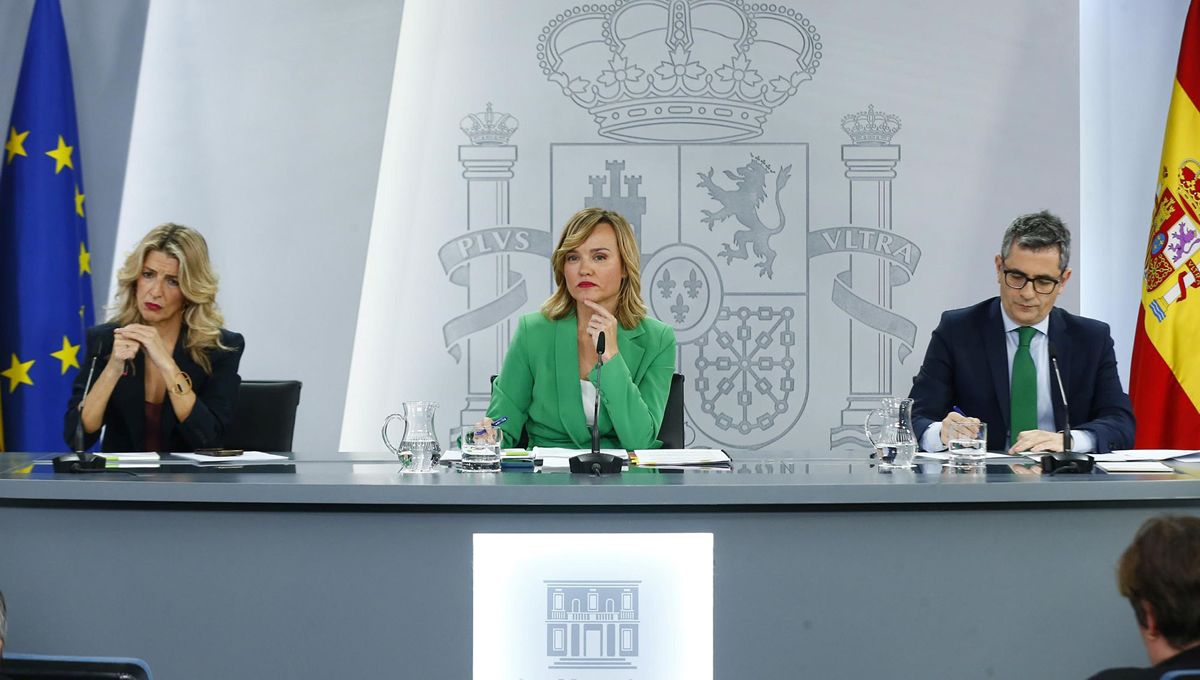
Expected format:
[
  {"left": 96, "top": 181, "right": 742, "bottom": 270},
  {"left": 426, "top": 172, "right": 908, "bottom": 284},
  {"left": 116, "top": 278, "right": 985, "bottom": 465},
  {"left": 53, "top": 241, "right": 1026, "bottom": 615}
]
[
  {"left": 1117, "top": 515, "right": 1200, "bottom": 649},
  {"left": 541, "top": 207, "right": 647, "bottom": 329},
  {"left": 109, "top": 223, "right": 231, "bottom": 374}
]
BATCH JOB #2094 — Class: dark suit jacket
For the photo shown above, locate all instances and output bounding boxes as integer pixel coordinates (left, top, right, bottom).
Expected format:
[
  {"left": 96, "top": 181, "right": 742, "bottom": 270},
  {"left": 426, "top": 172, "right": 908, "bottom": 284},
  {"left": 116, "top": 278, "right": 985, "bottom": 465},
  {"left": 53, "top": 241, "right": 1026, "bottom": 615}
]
[
  {"left": 63, "top": 323, "right": 245, "bottom": 452},
  {"left": 1087, "top": 644, "right": 1200, "bottom": 679},
  {"left": 488, "top": 311, "right": 677, "bottom": 450},
  {"left": 908, "top": 298, "right": 1134, "bottom": 452}
]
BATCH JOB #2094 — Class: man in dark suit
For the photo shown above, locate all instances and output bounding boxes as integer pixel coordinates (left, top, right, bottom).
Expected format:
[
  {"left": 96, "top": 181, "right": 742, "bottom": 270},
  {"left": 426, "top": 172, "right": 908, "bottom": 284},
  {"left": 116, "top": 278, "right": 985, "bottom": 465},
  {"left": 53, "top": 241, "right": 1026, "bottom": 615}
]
[
  {"left": 908, "top": 211, "right": 1134, "bottom": 453},
  {"left": 1088, "top": 515, "right": 1200, "bottom": 679}
]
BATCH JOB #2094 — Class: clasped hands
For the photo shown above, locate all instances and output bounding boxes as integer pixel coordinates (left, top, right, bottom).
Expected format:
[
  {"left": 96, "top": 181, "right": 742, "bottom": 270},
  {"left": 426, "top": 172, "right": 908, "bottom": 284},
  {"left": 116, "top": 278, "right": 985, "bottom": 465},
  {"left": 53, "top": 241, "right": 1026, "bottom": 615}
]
[
  {"left": 939, "top": 411, "right": 1064, "bottom": 454},
  {"left": 108, "top": 324, "right": 175, "bottom": 374}
]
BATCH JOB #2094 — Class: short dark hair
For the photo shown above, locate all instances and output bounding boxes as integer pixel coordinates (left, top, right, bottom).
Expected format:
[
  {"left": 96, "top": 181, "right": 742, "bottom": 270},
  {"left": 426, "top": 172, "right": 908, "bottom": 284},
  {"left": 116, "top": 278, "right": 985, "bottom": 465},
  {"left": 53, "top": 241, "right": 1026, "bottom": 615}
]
[
  {"left": 1117, "top": 515, "right": 1200, "bottom": 649},
  {"left": 1000, "top": 210, "right": 1071, "bottom": 271}
]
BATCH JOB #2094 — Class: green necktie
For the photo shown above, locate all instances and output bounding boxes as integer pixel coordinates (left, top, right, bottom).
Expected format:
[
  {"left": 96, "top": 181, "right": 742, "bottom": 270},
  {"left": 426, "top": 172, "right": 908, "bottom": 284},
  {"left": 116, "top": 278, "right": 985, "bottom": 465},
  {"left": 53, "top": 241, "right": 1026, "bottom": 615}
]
[{"left": 1010, "top": 326, "right": 1038, "bottom": 440}]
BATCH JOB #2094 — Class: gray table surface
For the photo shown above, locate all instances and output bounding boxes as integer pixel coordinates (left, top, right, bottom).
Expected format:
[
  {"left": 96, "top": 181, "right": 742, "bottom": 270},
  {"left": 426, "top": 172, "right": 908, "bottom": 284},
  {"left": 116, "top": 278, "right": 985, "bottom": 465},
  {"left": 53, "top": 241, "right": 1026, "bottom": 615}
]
[
  {"left": 2, "top": 449, "right": 1198, "bottom": 679},
  {"left": 2, "top": 448, "right": 1199, "bottom": 507}
]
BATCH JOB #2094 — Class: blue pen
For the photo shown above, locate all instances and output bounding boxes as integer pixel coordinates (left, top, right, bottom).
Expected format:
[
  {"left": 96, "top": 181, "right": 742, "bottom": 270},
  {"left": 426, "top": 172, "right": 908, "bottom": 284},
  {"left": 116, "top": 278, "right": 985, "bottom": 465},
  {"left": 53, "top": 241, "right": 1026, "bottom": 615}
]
[
  {"left": 475, "top": 416, "right": 508, "bottom": 435},
  {"left": 952, "top": 405, "right": 966, "bottom": 416}
]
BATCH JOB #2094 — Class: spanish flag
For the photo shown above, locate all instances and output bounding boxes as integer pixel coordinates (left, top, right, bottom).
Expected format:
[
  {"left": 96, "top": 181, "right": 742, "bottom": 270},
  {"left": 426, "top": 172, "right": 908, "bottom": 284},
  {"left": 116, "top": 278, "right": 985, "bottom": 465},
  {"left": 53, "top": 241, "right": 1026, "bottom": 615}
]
[{"left": 1131, "top": 0, "right": 1200, "bottom": 448}]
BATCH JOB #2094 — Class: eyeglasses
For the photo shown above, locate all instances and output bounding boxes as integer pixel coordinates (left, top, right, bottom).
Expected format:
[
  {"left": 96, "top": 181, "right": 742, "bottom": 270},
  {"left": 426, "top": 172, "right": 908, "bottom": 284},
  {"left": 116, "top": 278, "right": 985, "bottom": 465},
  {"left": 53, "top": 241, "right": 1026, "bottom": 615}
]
[{"left": 1002, "top": 268, "right": 1061, "bottom": 295}]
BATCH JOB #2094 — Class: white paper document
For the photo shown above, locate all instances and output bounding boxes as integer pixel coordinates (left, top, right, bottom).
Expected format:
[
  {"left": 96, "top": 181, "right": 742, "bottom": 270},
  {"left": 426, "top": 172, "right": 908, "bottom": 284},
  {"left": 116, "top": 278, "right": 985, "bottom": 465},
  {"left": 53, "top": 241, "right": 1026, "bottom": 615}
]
[
  {"left": 530, "top": 447, "right": 628, "bottom": 459},
  {"left": 172, "top": 451, "right": 288, "bottom": 464},
  {"left": 915, "top": 451, "right": 1015, "bottom": 461},
  {"left": 1094, "top": 449, "right": 1200, "bottom": 462},
  {"left": 632, "top": 449, "right": 730, "bottom": 465},
  {"left": 1096, "top": 461, "right": 1176, "bottom": 474}
]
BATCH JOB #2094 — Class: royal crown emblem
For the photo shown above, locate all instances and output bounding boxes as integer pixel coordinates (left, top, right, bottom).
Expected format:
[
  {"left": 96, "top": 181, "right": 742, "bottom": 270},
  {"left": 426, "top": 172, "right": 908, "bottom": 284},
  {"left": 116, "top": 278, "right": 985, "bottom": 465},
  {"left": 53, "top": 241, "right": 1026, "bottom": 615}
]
[
  {"left": 459, "top": 102, "right": 519, "bottom": 145},
  {"left": 840, "top": 104, "right": 901, "bottom": 145},
  {"left": 537, "top": 0, "right": 822, "bottom": 143}
]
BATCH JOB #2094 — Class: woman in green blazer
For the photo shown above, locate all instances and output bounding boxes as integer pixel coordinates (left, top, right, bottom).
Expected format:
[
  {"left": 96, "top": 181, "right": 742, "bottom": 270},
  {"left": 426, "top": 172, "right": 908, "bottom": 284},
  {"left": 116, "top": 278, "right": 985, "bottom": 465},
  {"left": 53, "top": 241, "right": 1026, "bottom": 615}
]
[{"left": 484, "top": 207, "right": 677, "bottom": 450}]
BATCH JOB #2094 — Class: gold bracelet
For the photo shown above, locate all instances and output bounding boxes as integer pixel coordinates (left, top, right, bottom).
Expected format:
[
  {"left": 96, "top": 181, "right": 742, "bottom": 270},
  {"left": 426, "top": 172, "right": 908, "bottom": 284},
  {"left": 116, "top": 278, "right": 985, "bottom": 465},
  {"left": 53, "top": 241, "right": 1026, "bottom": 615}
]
[{"left": 171, "top": 370, "right": 193, "bottom": 396}]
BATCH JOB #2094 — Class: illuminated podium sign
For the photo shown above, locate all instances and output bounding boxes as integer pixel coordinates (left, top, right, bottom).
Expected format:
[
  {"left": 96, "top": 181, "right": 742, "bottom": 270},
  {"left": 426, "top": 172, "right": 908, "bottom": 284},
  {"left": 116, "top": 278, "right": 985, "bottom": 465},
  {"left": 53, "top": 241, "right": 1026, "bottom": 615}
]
[{"left": 473, "top": 534, "right": 713, "bottom": 680}]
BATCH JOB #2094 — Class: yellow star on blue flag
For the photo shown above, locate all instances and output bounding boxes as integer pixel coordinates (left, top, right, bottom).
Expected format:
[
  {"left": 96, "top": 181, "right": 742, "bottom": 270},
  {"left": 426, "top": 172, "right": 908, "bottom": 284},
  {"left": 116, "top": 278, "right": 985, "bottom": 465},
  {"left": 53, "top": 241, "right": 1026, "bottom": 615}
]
[{"left": 0, "top": 0, "right": 95, "bottom": 452}]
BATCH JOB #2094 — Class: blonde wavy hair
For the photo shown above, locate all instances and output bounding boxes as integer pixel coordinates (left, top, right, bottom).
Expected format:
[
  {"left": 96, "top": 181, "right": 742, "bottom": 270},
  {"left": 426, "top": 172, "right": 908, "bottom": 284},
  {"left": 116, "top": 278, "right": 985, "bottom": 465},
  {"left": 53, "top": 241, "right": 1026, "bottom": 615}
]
[
  {"left": 541, "top": 208, "right": 647, "bottom": 329},
  {"left": 109, "top": 223, "right": 231, "bottom": 374}
]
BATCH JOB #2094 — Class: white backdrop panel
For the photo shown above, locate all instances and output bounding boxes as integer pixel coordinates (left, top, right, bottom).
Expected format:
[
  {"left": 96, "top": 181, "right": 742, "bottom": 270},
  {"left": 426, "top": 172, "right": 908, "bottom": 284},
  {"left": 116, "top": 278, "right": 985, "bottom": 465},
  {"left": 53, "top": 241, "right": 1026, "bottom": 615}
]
[{"left": 343, "top": 0, "right": 1081, "bottom": 453}]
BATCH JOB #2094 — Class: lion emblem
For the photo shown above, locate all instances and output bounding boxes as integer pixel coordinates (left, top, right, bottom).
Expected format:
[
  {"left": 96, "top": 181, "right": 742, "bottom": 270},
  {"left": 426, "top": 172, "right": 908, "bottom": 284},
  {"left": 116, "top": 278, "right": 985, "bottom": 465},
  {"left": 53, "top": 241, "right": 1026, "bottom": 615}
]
[{"left": 697, "top": 155, "right": 792, "bottom": 278}]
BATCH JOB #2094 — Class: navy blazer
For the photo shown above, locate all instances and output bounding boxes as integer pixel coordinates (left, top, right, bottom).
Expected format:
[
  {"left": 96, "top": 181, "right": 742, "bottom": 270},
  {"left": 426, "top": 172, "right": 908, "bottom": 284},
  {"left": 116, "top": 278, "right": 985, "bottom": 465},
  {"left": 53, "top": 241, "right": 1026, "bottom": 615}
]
[
  {"left": 63, "top": 323, "right": 245, "bottom": 452},
  {"left": 908, "top": 298, "right": 1134, "bottom": 452}
]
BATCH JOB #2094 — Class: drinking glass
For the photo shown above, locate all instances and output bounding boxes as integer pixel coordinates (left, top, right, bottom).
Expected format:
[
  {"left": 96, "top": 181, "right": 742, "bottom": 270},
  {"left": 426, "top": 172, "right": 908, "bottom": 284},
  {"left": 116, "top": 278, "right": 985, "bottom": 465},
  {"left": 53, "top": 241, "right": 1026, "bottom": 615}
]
[
  {"left": 947, "top": 421, "right": 988, "bottom": 468},
  {"left": 459, "top": 421, "right": 501, "bottom": 472}
]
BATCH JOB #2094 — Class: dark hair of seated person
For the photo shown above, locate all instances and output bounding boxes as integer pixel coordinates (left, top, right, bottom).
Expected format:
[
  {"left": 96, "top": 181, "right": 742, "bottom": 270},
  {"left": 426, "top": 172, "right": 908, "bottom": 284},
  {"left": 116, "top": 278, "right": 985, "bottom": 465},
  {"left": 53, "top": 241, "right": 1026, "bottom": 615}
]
[{"left": 1117, "top": 515, "right": 1200, "bottom": 650}]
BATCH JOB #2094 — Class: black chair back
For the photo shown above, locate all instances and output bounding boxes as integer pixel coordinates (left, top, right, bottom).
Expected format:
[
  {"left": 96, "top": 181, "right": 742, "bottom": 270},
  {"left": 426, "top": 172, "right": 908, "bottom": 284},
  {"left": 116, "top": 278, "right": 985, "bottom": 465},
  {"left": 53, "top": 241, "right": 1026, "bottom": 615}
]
[
  {"left": 489, "top": 373, "right": 684, "bottom": 448},
  {"left": 225, "top": 380, "right": 302, "bottom": 452},
  {"left": 658, "top": 373, "right": 685, "bottom": 449},
  {"left": 2, "top": 654, "right": 152, "bottom": 680}
]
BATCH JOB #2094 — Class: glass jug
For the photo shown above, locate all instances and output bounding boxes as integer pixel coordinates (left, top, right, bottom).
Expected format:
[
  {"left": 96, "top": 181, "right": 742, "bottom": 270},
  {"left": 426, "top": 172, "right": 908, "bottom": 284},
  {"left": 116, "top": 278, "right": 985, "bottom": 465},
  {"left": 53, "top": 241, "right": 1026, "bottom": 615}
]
[
  {"left": 863, "top": 397, "right": 917, "bottom": 469},
  {"left": 382, "top": 401, "right": 441, "bottom": 472}
]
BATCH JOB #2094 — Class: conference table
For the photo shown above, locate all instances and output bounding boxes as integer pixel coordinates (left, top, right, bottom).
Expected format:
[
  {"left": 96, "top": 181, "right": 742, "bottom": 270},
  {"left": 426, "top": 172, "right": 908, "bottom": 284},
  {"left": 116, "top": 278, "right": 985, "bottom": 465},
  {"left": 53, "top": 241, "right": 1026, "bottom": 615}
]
[{"left": 1, "top": 449, "right": 1197, "bottom": 679}]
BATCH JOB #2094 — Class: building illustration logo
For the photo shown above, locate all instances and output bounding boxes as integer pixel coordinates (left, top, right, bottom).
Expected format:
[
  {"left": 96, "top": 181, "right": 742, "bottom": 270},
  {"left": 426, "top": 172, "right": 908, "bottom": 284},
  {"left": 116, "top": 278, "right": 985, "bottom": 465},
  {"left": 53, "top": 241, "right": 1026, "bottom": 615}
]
[
  {"left": 545, "top": 580, "right": 641, "bottom": 671},
  {"left": 439, "top": 0, "right": 923, "bottom": 450}
]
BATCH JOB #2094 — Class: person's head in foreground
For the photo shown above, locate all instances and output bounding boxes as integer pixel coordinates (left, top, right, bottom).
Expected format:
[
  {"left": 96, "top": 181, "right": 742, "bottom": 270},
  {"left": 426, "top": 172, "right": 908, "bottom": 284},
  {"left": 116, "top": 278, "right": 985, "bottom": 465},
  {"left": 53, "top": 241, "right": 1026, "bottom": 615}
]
[{"left": 1118, "top": 515, "right": 1200, "bottom": 665}]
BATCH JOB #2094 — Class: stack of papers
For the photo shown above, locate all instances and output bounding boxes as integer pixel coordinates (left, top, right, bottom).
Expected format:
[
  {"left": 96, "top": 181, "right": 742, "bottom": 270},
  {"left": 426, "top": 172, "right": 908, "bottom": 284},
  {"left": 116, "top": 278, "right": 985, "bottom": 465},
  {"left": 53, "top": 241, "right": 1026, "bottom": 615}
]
[
  {"left": 916, "top": 451, "right": 1014, "bottom": 461},
  {"left": 532, "top": 447, "right": 627, "bottom": 471},
  {"left": 100, "top": 451, "right": 161, "bottom": 469},
  {"left": 1093, "top": 449, "right": 1200, "bottom": 463},
  {"left": 1095, "top": 461, "right": 1175, "bottom": 474},
  {"left": 531, "top": 447, "right": 628, "bottom": 459},
  {"left": 172, "top": 451, "right": 289, "bottom": 464},
  {"left": 631, "top": 449, "right": 730, "bottom": 466}
]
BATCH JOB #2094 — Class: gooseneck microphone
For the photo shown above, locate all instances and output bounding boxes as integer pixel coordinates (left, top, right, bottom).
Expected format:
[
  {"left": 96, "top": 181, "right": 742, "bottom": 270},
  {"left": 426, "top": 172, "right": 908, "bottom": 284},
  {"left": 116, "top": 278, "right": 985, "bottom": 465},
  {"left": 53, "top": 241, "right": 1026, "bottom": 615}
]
[
  {"left": 1047, "top": 343, "right": 1072, "bottom": 452},
  {"left": 54, "top": 337, "right": 109, "bottom": 473},
  {"left": 570, "top": 331, "right": 623, "bottom": 474},
  {"left": 591, "top": 331, "right": 605, "bottom": 457},
  {"left": 1041, "top": 342, "right": 1094, "bottom": 474}
]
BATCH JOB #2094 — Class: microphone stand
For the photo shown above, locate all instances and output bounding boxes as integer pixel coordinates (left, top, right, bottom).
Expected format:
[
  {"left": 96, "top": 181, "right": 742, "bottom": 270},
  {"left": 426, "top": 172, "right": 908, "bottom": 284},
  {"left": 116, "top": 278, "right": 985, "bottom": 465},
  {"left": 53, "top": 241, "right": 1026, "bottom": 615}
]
[
  {"left": 54, "top": 345, "right": 108, "bottom": 473},
  {"left": 570, "top": 331, "right": 623, "bottom": 475},
  {"left": 1049, "top": 348, "right": 1072, "bottom": 452},
  {"left": 591, "top": 343, "right": 604, "bottom": 457},
  {"left": 1041, "top": 343, "right": 1093, "bottom": 474}
]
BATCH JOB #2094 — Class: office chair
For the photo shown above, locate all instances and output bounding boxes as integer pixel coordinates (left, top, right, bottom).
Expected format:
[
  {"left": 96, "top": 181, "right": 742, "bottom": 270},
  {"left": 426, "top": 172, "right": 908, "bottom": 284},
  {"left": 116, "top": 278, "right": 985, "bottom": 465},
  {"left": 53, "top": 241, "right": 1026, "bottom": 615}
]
[
  {"left": 488, "top": 373, "right": 684, "bottom": 448},
  {"left": 2, "top": 654, "right": 152, "bottom": 680},
  {"left": 224, "top": 379, "right": 303, "bottom": 452}
]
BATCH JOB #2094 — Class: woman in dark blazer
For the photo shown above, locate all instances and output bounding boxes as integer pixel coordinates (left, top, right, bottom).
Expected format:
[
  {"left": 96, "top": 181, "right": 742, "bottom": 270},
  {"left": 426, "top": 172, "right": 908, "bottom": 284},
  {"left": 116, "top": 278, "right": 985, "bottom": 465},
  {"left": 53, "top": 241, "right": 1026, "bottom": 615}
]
[
  {"left": 483, "top": 207, "right": 676, "bottom": 450},
  {"left": 64, "top": 223, "right": 244, "bottom": 452}
]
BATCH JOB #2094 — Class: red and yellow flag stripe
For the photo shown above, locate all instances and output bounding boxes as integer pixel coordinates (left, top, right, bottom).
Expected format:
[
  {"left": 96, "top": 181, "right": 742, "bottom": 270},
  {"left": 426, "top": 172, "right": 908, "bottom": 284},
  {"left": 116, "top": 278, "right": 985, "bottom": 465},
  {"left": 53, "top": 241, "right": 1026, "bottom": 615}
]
[{"left": 1131, "top": 0, "right": 1200, "bottom": 447}]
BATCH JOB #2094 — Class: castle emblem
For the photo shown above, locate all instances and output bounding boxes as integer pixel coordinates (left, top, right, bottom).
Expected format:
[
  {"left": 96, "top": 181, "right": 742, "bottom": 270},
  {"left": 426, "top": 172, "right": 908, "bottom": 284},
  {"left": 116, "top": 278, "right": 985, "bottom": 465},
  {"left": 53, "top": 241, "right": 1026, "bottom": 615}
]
[{"left": 1145, "top": 180, "right": 1200, "bottom": 323}]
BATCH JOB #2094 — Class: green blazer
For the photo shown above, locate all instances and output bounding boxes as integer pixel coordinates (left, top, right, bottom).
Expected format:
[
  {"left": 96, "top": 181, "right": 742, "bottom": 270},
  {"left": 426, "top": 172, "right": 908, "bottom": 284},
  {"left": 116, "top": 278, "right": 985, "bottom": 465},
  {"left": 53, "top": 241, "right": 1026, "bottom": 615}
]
[{"left": 488, "top": 311, "right": 677, "bottom": 450}]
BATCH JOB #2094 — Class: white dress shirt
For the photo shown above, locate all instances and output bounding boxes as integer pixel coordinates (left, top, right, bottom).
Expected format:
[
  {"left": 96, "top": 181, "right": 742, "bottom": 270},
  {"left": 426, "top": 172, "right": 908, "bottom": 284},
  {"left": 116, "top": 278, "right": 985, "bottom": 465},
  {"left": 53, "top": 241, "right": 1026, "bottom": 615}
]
[
  {"left": 581, "top": 379, "right": 597, "bottom": 427},
  {"left": 920, "top": 306, "right": 1095, "bottom": 452}
]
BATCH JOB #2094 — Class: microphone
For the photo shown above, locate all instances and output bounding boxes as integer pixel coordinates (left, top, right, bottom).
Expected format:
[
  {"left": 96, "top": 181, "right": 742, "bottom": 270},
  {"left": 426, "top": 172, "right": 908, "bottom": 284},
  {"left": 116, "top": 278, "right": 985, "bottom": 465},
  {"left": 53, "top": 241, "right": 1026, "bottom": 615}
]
[
  {"left": 55, "top": 337, "right": 108, "bottom": 473},
  {"left": 1047, "top": 343, "right": 1072, "bottom": 452},
  {"left": 592, "top": 331, "right": 605, "bottom": 456},
  {"left": 570, "top": 331, "right": 623, "bottom": 474},
  {"left": 1041, "top": 342, "right": 1093, "bottom": 474}
]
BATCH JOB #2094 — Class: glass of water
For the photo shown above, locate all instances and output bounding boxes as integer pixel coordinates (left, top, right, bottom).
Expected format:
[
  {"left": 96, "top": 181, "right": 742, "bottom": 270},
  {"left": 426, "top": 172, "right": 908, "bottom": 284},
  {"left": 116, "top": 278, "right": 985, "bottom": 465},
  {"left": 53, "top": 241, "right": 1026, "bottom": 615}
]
[
  {"left": 459, "top": 421, "right": 501, "bottom": 473},
  {"left": 947, "top": 421, "right": 988, "bottom": 468}
]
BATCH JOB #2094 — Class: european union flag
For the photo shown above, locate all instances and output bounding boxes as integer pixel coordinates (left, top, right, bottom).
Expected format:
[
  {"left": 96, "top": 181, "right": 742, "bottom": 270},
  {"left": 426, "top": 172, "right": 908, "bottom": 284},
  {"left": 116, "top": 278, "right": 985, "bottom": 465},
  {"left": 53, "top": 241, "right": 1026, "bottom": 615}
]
[{"left": 0, "top": 0, "right": 95, "bottom": 452}]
